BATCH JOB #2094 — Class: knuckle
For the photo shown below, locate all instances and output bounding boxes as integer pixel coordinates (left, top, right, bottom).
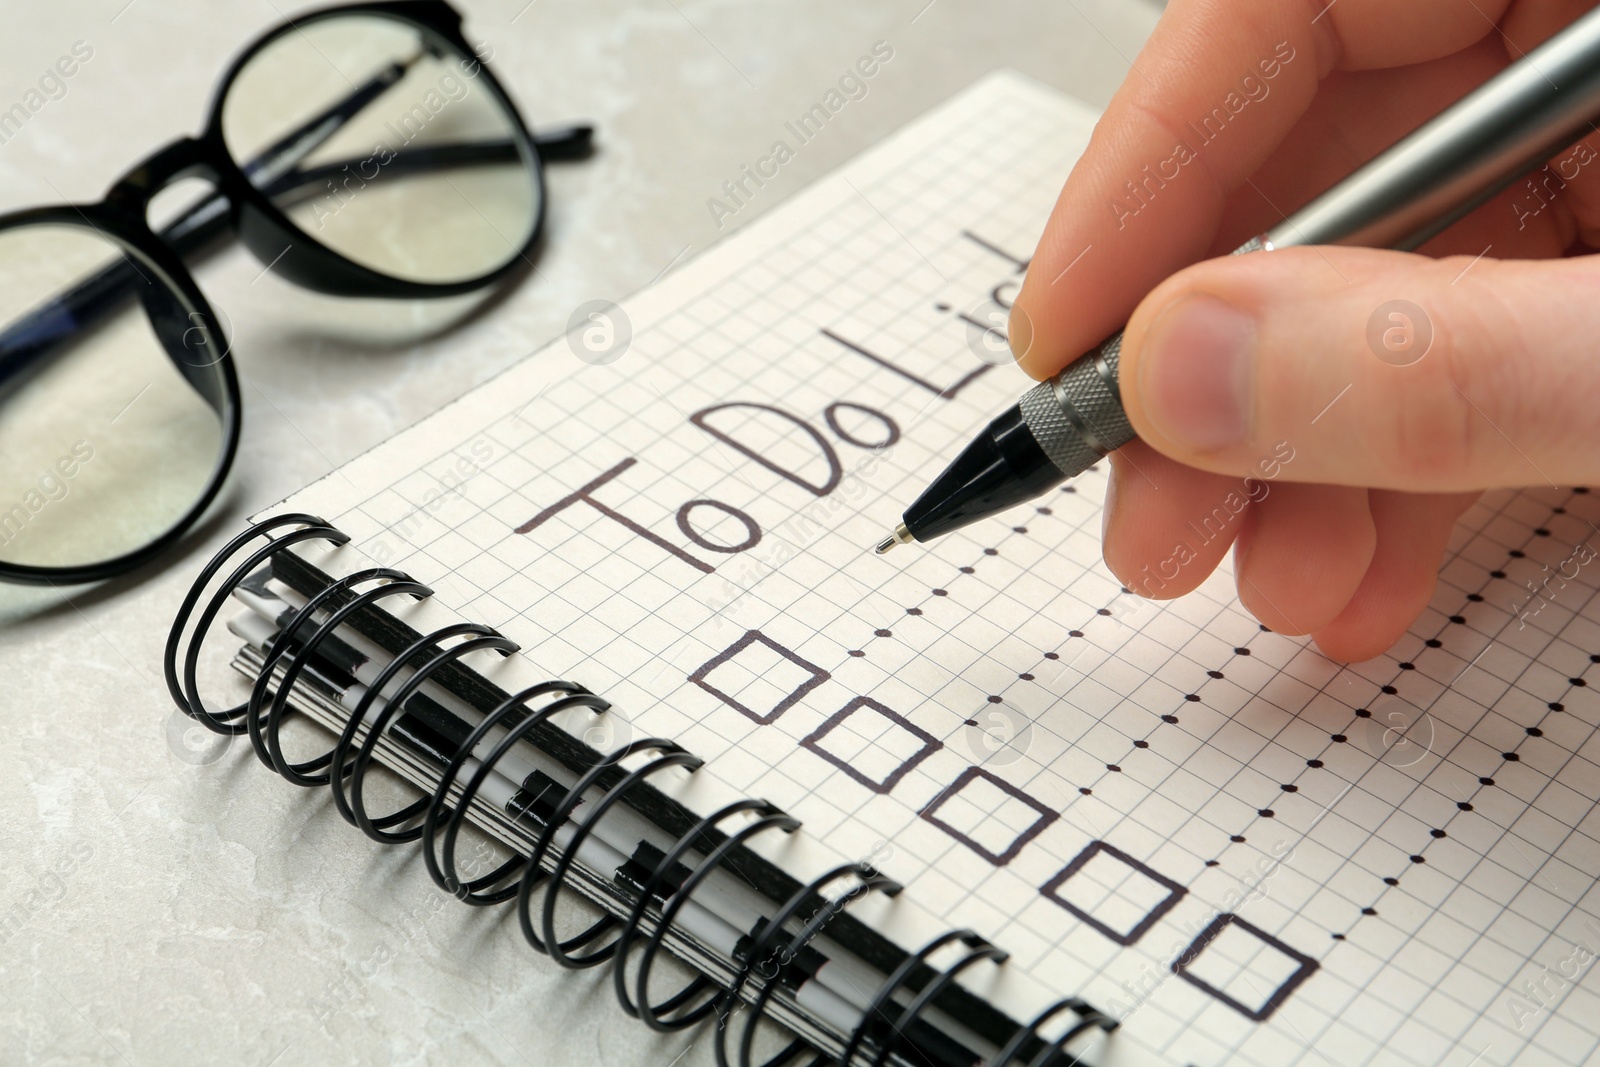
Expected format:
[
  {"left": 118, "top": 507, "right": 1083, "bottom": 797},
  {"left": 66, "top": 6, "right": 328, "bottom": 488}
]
[
  {"left": 1363, "top": 264, "right": 1513, "bottom": 489},
  {"left": 1380, "top": 344, "right": 1480, "bottom": 486},
  {"left": 1381, "top": 319, "right": 1507, "bottom": 487}
]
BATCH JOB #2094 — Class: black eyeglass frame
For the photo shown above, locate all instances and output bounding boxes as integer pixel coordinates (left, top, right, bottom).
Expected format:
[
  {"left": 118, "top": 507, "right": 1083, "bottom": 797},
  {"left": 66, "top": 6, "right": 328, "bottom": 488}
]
[{"left": 0, "top": 0, "right": 570, "bottom": 587}]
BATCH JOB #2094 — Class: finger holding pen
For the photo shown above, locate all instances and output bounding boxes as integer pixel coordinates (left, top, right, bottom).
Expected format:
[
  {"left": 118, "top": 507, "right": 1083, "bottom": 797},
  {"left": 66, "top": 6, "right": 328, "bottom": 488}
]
[{"left": 1008, "top": 0, "right": 1600, "bottom": 661}]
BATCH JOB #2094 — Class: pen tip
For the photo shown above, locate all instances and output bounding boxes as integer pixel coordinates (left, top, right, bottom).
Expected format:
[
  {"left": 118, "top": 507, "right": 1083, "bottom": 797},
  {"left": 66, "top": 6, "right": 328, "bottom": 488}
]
[{"left": 874, "top": 522, "right": 914, "bottom": 555}]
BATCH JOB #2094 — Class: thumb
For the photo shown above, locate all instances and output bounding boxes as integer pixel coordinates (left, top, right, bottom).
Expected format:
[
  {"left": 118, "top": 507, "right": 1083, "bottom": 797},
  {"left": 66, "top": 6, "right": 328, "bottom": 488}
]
[{"left": 1118, "top": 247, "right": 1600, "bottom": 491}]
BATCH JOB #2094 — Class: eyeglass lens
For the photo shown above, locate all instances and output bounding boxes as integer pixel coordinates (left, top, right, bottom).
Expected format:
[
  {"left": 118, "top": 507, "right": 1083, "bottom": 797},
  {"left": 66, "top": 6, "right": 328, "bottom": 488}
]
[
  {"left": 221, "top": 13, "right": 542, "bottom": 285},
  {"left": 0, "top": 225, "right": 227, "bottom": 571}
]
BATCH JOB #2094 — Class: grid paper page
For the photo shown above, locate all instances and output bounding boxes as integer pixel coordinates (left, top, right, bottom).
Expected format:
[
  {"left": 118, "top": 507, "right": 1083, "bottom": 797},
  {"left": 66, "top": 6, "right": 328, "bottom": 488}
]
[{"left": 276, "top": 71, "right": 1600, "bottom": 1067}]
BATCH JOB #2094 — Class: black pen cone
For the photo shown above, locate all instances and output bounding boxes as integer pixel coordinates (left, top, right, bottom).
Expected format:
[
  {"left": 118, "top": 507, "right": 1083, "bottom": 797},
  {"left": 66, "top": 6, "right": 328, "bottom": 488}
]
[{"left": 902, "top": 404, "right": 1067, "bottom": 542}]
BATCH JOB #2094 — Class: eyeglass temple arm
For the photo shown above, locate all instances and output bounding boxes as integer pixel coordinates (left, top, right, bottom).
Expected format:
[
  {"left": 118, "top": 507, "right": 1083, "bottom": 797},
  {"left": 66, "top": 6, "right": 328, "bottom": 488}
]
[
  {"left": 245, "top": 59, "right": 416, "bottom": 186},
  {"left": 0, "top": 124, "right": 593, "bottom": 394},
  {"left": 262, "top": 124, "right": 593, "bottom": 210},
  {"left": 0, "top": 56, "right": 411, "bottom": 395}
]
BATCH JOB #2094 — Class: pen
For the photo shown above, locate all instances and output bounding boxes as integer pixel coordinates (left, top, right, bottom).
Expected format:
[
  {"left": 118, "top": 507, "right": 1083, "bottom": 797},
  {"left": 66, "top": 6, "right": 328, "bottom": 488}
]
[{"left": 877, "top": 3, "right": 1600, "bottom": 553}]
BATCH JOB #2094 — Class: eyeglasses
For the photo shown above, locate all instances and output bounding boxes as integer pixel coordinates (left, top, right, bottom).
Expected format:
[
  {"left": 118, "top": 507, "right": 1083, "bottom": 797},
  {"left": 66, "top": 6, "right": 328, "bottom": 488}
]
[{"left": 0, "top": 0, "right": 591, "bottom": 586}]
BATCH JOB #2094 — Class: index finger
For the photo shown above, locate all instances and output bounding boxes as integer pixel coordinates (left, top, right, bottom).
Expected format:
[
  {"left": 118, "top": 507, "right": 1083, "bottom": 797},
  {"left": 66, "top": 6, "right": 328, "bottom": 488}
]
[{"left": 1009, "top": 0, "right": 1511, "bottom": 379}]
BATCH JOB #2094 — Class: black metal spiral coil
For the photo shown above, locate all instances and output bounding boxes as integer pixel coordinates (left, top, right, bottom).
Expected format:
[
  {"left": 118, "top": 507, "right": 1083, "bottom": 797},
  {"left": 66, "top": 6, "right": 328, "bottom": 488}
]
[
  {"left": 621, "top": 801, "right": 802, "bottom": 1033},
  {"left": 333, "top": 621, "right": 519, "bottom": 842},
  {"left": 989, "top": 997, "right": 1119, "bottom": 1067},
  {"left": 520, "top": 735, "right": 705, "bottom": 969},
  {"left": 165, "top": 513, "right": 349, "bottom": 735},
  {"left": 165, "top": 516, "right": 1117, "bottom": 1067},
  {"left": 421, "top": 680, "right": 593, "bottom": 907},
  {"left": 244, "top": 566, "right": 416, "bottom": 771},
  {"left": 714, "top": 862, "right": 903, "bottom": 1067}
]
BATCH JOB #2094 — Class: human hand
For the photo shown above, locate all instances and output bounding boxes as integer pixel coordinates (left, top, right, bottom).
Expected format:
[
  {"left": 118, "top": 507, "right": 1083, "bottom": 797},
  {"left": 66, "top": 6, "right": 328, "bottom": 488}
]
[{"left": 1009, "top": 0, "right": 1600, "bottom": 661}]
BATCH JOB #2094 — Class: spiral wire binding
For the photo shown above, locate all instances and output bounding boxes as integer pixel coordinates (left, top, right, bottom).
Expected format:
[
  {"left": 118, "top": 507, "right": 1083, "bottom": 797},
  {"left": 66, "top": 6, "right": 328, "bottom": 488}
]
[
  {"left": 166, "top": 513, "right": 348, "bottom": 734},
  {"left": 858, "top": 936, "right": 1007, "bottom": 1067},
  {"left": 721, "top": 863, "right": 902, "bottom": 1067},
  {"left": 838, "top": 929, "right": 988, "bottom": 1067},
  {"left": 257, "top": 575, "right": 435, "bottom": 783},
  {"left": 989, "top": 998, "right": 1120, "bottom": 1067},
  {"left": 244, "top": 567, "right": 412, "bottom": 757},
  {"left": 611, "top": 798, "right": 788, "bottom": 1025},
  {"left": 522, "top": 736, "right": 705, "bottom": 969},
  {"left": 628, "top": 807, "right": 802, "bottom": 1034},
  {"left": 421, "top": 681, "right": 592, "bottom": 907},
  {"left": 439, "top": 687, "right": 618, "bottom": 956},
  {"left": 333, "top": 622, "right": 519, "bottom": 843},
  {"left": 167, "top": 517, "right": 1118, "bottom": 1067},
  {"left": 714, "top": 864, "right": 904, "bottom": 1067}
]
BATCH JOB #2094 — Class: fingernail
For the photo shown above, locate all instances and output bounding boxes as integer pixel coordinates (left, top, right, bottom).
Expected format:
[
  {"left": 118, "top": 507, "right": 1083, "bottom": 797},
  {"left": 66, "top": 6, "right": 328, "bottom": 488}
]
[
  {"left": 1100, "top": 456, "right": 1120, "bottom": 545},
  {"left": 1137, "top": 294, "right": 1255, "bottom": 453},
  {"left": 1008, "top": 304, "right": 1033, "bottom": 361}
]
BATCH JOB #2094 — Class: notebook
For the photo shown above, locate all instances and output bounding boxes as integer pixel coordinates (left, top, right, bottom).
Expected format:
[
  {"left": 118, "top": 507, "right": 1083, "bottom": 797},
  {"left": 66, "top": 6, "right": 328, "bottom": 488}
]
[{"left": 165, "top": 71, "right": 1600, "bottom": 1067}]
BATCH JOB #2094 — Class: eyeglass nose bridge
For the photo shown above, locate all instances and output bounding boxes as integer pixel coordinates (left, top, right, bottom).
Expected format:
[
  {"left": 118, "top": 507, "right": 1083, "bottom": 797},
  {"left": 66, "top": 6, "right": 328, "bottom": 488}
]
[{"left": 104, "top": 135, "right": 229, "bottom": 224}]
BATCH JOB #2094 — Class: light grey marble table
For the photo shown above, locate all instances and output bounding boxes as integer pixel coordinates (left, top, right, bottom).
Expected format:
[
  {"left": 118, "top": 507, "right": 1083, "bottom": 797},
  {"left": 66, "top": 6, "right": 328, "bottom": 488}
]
[{"left": 0, "top": 2, "right": 1157, "bottom": 1063}]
